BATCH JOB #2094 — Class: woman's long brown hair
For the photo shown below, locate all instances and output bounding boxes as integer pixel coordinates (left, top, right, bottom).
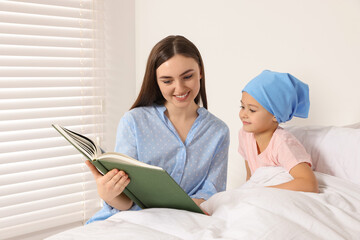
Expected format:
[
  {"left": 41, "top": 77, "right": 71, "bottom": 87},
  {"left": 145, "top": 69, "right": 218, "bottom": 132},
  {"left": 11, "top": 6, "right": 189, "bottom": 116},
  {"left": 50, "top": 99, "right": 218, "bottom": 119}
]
[{"left": 130, "top": 35, "right": 207, "bottom": 110}]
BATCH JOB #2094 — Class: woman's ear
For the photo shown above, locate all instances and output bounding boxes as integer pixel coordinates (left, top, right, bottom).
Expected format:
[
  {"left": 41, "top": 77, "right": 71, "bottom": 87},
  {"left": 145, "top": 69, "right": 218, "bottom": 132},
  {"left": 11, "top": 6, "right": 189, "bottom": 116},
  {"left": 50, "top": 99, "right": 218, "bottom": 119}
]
[{"left": 272, "top": 116, "right": 278, "bottom": 123}]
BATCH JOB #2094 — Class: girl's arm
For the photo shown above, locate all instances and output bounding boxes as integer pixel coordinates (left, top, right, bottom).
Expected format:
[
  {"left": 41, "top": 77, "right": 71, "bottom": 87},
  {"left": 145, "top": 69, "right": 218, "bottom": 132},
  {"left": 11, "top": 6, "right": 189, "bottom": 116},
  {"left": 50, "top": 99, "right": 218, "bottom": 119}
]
[
  {"left": 245, "top": 160, "right": 251, "bottom": 181},
  {"left": 268, "top": 162, "right": 319, "bottom": 193}
]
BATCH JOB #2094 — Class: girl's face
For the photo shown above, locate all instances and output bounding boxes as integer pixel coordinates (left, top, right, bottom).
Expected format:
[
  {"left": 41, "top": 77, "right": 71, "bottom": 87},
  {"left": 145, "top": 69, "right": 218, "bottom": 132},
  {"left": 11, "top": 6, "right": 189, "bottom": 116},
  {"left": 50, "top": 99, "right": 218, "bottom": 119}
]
[
  {"left": 156, "top": 54, "right": 201, "bottom": 111},
  {"left": 240, "top": 92, "right": 278, "bottom": 134}
]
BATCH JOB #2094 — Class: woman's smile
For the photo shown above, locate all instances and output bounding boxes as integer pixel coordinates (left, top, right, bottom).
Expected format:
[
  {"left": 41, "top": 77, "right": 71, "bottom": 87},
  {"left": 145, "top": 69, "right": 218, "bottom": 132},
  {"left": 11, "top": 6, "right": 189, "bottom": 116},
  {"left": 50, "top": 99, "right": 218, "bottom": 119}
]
[{"left": 174, "top": 91, "right": 190, "bottom": 101}]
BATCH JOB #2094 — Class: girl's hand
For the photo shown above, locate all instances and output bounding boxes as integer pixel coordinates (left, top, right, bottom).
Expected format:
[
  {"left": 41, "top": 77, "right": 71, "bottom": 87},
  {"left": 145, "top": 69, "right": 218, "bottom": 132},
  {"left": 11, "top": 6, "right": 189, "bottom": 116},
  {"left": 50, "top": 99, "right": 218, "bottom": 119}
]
[{"left": 85, "top": 160, "right": 133, "bottom": 210}]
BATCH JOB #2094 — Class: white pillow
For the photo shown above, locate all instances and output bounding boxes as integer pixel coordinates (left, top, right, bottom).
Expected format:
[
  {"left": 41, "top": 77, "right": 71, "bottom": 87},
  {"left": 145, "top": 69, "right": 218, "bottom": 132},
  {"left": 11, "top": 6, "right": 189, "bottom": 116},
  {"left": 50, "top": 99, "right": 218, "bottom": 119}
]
[{"left": 285, "top": 124, "right": 360, "bottom": 186}]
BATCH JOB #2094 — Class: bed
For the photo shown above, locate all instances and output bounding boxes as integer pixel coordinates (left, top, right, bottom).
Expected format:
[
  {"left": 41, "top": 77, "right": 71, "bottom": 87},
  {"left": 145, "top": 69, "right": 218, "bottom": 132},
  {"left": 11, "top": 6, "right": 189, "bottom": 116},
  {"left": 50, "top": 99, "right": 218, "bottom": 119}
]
[{"left": 46, "top": 124, "right": 360, "bottom": 240}]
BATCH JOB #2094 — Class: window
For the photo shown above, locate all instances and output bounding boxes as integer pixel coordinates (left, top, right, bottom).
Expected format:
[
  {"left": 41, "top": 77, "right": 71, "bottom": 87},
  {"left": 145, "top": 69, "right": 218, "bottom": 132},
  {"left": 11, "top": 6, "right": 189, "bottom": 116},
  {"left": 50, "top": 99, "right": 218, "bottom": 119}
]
[{"left": 0, "top": 0, "right": 104, "bottom": 239}]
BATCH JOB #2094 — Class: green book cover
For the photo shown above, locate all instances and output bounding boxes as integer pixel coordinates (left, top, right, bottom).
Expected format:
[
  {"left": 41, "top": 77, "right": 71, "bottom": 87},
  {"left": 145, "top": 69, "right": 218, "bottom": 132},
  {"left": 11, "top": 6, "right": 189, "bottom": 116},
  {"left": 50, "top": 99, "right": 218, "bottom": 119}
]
[{"left": 52, "top": 124, "right": 204, "bottom": 214}]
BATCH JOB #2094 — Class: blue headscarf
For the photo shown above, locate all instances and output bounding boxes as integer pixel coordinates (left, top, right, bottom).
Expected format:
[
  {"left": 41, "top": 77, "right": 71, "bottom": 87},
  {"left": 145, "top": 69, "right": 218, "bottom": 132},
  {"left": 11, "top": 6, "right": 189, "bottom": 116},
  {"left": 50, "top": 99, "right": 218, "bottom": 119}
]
[{"left": 242, "top": 70, "right": 310, "bottom": 123}]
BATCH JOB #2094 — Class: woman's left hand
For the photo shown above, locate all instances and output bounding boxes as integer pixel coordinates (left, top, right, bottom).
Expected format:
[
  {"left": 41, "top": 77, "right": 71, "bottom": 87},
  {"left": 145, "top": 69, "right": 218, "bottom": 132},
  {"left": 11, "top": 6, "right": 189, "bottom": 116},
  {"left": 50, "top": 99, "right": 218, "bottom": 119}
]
[{"left": 192, "top": 198, "right": 209, "bottom": 215}]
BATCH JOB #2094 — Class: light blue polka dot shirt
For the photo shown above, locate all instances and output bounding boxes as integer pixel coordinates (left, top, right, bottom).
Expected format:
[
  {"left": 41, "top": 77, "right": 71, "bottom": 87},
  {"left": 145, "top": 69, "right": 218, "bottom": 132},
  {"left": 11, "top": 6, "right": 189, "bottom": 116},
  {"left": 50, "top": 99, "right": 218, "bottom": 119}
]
[{"left": 87, "top": 105, "right": 229, "bottom": 223}]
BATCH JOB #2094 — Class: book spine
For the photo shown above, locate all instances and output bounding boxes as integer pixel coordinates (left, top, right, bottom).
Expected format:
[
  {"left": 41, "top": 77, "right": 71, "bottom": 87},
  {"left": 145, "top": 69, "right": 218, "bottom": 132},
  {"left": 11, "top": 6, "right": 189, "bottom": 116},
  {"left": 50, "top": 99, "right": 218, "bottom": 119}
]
[
  {"left": 122, "top": 188, "right": 146, "bottom": 209},
  {"left": 92, "top": 160, "right": 108, "bottom": 175}
]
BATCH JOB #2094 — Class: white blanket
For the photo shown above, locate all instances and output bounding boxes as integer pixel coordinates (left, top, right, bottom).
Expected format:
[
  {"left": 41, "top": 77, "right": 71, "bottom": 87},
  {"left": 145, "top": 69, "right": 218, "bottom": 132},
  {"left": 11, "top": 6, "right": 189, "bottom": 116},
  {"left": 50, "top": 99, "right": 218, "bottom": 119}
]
[{"left": 46, "top": 167, "right": 360, "bottom": 240}]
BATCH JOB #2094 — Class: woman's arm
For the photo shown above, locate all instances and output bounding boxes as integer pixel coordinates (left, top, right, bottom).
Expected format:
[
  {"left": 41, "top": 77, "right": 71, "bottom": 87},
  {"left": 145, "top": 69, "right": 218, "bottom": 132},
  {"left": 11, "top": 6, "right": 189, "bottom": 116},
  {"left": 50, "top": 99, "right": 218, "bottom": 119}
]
[
  {"left": 268, "top": 162, "right": 319, "bottom": 193},
  {"left": 85, "top": 160, "right": 133, "bottom": 210},
  {"left": 192, "top": 198, "right": 206, "bottom": 206}
]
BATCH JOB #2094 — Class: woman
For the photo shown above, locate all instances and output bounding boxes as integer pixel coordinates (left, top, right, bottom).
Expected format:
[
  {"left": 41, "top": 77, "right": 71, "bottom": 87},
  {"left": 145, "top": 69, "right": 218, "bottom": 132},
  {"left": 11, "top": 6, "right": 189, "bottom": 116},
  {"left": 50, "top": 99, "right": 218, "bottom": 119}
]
[{"left": 86, "top": 35, "right": 230, "bottom": 223}]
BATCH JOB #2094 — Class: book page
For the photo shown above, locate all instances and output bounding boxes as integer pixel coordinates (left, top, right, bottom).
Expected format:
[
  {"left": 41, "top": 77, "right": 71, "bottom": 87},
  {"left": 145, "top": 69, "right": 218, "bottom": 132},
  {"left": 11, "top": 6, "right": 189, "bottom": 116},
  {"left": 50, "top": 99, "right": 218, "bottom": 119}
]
[
  {"left": 52, "top": 124, "right": 101, "bottom": 160},
  {"left": 98, "top": 152, "right": 163, "bottom": 170}
]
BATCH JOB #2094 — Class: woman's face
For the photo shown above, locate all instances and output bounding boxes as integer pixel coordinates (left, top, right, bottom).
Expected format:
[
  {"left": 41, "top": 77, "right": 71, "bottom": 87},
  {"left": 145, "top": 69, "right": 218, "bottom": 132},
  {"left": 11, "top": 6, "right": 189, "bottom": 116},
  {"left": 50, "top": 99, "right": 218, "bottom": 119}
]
[{"left": 156, "top": 54, "right": 201, "bottom": 110}]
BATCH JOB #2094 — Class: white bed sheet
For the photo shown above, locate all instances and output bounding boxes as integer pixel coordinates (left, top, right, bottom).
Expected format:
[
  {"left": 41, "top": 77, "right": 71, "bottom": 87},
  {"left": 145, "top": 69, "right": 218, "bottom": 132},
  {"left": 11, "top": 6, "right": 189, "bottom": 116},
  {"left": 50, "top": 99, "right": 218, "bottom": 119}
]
[{"left": 46, "top": 167, "right": 360, "bottom": 240}]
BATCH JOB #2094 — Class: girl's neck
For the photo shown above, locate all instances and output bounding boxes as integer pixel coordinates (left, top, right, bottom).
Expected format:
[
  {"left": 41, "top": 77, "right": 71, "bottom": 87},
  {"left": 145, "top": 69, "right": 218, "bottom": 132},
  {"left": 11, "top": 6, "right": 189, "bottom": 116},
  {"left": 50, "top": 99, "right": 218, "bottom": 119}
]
[{"left": 254, "top": 124, "right": 278, "bottom": 154}]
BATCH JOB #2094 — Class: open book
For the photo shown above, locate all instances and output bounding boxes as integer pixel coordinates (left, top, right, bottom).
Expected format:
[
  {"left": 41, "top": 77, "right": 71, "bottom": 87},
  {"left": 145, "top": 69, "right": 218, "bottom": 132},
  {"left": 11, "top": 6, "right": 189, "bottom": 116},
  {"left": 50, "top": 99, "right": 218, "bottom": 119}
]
[{"left": 52, "top": 124, "right": 204, "bottom": 214}]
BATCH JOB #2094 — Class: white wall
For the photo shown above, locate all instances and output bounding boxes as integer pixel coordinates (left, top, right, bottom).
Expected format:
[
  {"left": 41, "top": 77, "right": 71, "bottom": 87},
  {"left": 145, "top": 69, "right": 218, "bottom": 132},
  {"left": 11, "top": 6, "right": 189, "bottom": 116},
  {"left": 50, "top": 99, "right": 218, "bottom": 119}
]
[
  {"left": 103, "top": 0, "right": 136, "bottom": 152},
  {"left": 135, "top": 0, "right": 360, "bottom": 189}
]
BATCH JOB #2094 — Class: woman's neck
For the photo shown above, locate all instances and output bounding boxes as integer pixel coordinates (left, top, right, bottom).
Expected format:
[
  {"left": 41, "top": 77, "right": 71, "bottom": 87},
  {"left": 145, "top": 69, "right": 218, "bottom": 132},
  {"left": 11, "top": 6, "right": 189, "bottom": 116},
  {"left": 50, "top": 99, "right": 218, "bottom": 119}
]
[
  {"left": 164, "top": 102, "right": 199, "bottom": 143},
  {"left": 164, "top": 102, "right": 199, "bottom": 121}
]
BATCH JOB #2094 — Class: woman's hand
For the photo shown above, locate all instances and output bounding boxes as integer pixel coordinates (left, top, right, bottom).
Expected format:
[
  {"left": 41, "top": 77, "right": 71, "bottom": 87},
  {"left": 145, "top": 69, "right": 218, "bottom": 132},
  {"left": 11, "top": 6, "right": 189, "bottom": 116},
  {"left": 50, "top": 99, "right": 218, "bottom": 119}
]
[
  {"left": 85, "top": 160, "right": 133, "bottom": 210},
  {"left": 192, "top": 198, "right": 209, "bottom": 215}
]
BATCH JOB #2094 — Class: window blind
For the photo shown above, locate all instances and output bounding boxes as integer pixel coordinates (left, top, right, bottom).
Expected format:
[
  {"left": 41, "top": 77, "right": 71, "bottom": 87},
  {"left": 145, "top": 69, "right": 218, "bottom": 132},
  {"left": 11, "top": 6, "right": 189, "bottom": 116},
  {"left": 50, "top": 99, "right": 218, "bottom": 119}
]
[{"left": 0, "top": 0, "right": 104, "bottom": 239}]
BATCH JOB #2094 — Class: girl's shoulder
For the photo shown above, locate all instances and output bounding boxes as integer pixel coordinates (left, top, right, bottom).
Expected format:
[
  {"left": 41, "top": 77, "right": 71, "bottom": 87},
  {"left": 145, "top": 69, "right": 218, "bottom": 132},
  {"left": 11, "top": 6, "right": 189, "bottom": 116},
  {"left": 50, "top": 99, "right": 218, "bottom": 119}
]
[
  {"left": 273, "top": 127, "right": 297, "bottom": 139},
  {"left": 272, "top": 127, "right": 305, "bottom": 149}
]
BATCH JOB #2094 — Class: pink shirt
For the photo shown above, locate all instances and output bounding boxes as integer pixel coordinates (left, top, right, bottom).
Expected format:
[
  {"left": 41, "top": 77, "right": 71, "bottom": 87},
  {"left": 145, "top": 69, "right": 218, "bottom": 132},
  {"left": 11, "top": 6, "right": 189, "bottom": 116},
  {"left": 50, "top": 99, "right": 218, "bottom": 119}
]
[{"left": 238, "top": 127, "right": 312, "bottom": 174}]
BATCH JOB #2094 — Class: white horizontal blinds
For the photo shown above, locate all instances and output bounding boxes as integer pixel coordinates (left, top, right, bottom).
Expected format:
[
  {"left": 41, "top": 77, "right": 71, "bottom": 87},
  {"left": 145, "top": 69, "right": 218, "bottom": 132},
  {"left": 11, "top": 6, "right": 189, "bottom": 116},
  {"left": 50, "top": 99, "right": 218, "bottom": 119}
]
[{"left": 0, "top": 0, "right": 104, "bottom": 239}]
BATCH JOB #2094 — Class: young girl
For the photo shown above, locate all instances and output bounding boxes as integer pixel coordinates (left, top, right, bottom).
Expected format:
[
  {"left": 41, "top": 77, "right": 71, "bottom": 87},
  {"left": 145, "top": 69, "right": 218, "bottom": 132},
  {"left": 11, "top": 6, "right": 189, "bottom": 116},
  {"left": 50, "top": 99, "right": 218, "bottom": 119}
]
[
  {"left": 86, "top": 35, "right": 230, "bottom": 223},
  {"left": 239, "top": 70, "right": 318, "bottom": 193}
]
